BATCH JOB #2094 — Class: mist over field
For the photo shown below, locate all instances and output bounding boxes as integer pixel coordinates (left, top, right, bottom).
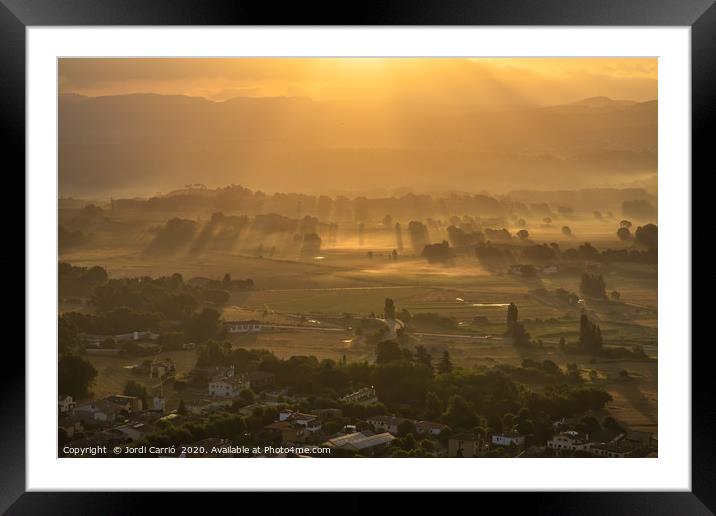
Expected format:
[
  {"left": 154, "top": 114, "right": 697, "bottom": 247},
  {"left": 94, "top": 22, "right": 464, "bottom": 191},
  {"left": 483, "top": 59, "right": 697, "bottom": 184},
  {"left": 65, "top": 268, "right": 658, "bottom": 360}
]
[{"left": 57, "top": 58, "right": 659, "bottom": 460}]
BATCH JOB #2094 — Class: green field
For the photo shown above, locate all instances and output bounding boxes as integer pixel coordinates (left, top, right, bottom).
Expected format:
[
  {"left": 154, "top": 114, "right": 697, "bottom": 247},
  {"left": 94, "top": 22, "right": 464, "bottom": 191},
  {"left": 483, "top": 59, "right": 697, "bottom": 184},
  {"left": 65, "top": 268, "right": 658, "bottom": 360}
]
[{"left": 64, "top": 233, "right": 658, "bottom": 433}]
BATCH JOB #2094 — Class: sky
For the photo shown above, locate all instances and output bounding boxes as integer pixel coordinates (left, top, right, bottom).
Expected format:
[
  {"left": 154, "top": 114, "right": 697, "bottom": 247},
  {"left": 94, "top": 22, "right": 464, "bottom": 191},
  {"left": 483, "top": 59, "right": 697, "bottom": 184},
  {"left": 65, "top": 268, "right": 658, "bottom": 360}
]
[{"left": 59, "top": 57, "right": 657, "bottom": 106}]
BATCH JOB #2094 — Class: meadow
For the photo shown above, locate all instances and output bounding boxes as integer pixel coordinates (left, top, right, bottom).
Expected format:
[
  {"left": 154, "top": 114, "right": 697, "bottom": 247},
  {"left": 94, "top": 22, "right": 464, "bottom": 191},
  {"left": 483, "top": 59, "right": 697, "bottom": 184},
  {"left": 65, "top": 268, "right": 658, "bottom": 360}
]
[{"left": 64, "top": 216, "right": 658, "bottom": 434}]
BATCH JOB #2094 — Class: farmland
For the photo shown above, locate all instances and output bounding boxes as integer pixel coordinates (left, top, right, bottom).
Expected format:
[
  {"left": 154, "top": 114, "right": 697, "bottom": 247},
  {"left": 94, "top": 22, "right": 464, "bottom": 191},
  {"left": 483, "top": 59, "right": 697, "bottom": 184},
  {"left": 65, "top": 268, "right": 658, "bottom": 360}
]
[{"left": 69, "top": 241, "right": 657, "bottom": 433}]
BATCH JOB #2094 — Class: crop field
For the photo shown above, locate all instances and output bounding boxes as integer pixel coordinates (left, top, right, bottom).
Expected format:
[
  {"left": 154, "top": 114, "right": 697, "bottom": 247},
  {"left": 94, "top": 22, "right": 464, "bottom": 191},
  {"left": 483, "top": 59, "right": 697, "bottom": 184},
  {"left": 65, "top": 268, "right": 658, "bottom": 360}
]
[{"left": 64, "top": 230, "right": 658, "bottom": 433}]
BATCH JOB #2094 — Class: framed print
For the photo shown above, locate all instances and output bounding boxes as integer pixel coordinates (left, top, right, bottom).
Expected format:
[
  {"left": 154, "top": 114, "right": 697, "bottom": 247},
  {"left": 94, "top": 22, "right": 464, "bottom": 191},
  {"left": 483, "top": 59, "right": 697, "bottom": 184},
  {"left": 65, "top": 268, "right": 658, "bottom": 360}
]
[{"left": 4, "top": 0, "right": 712, "bottom": 513}]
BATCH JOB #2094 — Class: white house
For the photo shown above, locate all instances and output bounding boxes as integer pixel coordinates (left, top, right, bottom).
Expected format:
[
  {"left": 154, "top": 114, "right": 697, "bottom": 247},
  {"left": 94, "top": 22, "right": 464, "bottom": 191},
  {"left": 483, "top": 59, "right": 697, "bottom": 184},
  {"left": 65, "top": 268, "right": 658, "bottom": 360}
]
[
  {"left": 152, "top": 397, "right": 166, "bottom": 413},
  {"left": 547, "top": 431, "right": 592, "bottom": 452},
  {"left": 73, "top": 400, "right": 121, "bottom": 424},
  {"left": 226, "top": 320, "right": 262, "bottom": 334},
  {"left": 589, "top": 442, "right": 632, "bottom": 458},
  {"left": 339, "top": 387, "right": 377, "bottom": 404},
  {"left": 58, "top": 395, "right": 75, "bottom": 414},
  {"left": 366, "top": 415, "right": 409, "bottom": 435},
  {"left": 491, "top": 432, "right": 526, "bottom": 447},
  {"left": 279, "top": 410, "right": 321, "bottom": 432},
  {"left": 415, "top": 420, "right": 447, "bottom": 436},
  {"left": 209, "top": 375, "right": 249, "bottom": 398}
]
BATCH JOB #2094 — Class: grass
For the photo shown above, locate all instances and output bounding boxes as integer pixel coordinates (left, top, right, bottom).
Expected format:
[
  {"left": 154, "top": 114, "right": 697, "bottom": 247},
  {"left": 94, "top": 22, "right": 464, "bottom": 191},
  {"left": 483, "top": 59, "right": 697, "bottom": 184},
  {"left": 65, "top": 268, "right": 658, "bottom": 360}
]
[
  {"left": 85, "top": 349, "right": 199, "bottom": 411},
  {"left": 65, "top": 231, "right": 658, "bottom": 431}
]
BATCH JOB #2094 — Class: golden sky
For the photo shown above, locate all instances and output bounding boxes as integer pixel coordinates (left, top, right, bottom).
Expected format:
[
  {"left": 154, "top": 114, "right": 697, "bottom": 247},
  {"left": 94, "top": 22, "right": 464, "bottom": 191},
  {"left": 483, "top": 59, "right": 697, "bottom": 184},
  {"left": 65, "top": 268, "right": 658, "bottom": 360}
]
[{"left": 59, "top": 57, "right": 657, "bottom": 106}]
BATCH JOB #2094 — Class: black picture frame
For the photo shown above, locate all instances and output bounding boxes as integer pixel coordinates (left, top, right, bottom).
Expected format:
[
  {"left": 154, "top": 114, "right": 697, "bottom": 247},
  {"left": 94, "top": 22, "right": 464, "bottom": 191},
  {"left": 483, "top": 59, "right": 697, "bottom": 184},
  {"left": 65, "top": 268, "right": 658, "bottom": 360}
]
[{"left": 4, "top": 0, "right": 710, "bottom": 513}]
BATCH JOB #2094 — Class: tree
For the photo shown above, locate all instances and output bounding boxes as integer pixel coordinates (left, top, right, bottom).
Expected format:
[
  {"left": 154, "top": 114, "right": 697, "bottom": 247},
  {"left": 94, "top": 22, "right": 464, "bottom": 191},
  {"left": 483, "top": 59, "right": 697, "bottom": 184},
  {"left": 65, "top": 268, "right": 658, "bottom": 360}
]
[
  {"left": 517, "top": 229, "right": 529, "bottom": 240},
  {"left": 58, "top": 428, "right": 69, "bottom": 449},
  {"left": 580, "top": 273, "right": 607, "bottom": 299},
  {"left": 414, "top": 346, "right": 432, "bottom": 371},
  {"left": 610, "top": 291, "right": 621, "bottom": 301},
  {"left": 383, "top": 214, "right": 394, "bottom": 228},
  {"left": 58, "top": 355, "right": 97, "bottom": 398},
  {"left": 617, "top": 227, "right": 632, "bottom": 241},
  {"left": 562, "top": 226, "right": 572, "bottom": 237},
  {"left": 443, "top": 395, "right": 479, "bottom": 429},
  {"left": 634, "top": 223, "right": 658, "bottom": 250},
  {"left": 395, "top": 222, "right": 404, "bottom": 251},
  {"left": 301, "top": 233, "right": 322, "bottom": 255},
  {"left": 239, "top": 388, "right": 255, "bottom": 404},
  {"left": 397, "top": 419, "right": 417, "bottom": 437},
  {"left": 579, "top": 314, "right": 603, "bottom": 353},
  {"left": 424, "top": 391, "right": 444, "bottom": 420},
  {"left": 421, "top": 241, "right": 454, "bottom": 264},
  {"left": 178, "top": 399, "right": 187, "bottom": 415},
  {"left": 384, "top": 298, "right": 396, "bottom": 319},
  {"left": 222, "top": 273, "right": 232, "bottom": 287},
  {"left": 511, "top": 322, "right": 531, "bottom": 347},
  {"left": 437, "top": 350, "right": 453, "bottom": 374},
  {"left": 185, "top": 307, "right": 222, "bottom": 342},
  {"left": 506, "top": 303, "right": 518, "bottom": 334},
  {"left": 559, "top": 336, "right": 566, "bottom": 352},
  {"left": 59, "top": 316, "right": 80, "bottom": 355},
  {"left": 82, "top": 266, "right": 108, "bottom": 286},
  {"left": 408, "top": 221, "right": 430, "bottom": 254},
  {"left": 123, "top": 379, "right": 148, "bottom": 399},
  {"left": 358, "top": 223, "right": 365, "bottom": 247},
  {"left": 376, "top": 341, "right": 402, "bottom": 364}
]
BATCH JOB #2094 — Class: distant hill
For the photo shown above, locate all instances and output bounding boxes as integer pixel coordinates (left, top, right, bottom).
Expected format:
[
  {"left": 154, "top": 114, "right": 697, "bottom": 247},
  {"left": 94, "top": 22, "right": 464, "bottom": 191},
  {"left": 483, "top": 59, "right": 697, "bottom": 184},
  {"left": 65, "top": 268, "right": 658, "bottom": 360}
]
[{"left": 59, "top": 93, "right": 657, "bottom": 197}]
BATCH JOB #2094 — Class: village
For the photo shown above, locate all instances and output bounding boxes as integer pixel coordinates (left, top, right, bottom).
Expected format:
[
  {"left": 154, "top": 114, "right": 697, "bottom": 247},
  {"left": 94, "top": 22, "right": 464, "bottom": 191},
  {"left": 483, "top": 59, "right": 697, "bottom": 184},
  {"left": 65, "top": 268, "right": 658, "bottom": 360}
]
[{"left": 59, "top": 319, "right": 657, "bottom": 459}]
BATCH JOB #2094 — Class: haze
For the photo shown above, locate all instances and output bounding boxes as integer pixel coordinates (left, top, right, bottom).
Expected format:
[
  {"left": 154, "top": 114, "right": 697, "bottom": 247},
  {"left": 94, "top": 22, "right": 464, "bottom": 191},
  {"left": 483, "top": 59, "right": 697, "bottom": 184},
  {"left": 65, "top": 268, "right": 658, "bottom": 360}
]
[{"left": 59, "top": 58, "right": 657, "bottom": 198}]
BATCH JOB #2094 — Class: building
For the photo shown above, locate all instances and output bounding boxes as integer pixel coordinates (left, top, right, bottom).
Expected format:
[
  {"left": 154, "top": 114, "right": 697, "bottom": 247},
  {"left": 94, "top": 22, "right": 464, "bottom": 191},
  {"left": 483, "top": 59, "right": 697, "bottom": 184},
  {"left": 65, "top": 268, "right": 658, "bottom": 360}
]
[
  {"left": 110, "top": 420, "right": 158, "bottom": 441},
  {"left": 83, "top": 330, "right": 159, "bottom": 345},
  {"left": 311, "top": 408, "right": 343, "bottom": 421},
  {"left": 150, "top": 359, "right": 175, "bottom": 379},
  {"left": 191, "top": 365, "right": 234, "bottom": 383},
  {"left": 152, "top": 397, "right": 166, "bottom": 413},
  {"left": 226, "top": 320, "right": 262, "bottom": 334},
  {"left": 324, "top": 432, "right": 395, "bottom": 455},
  {"left": 265, "top": 421, "right": 307, "bottom": 444},
  {"left": 73, "top": 400, "right": 123, "bottom": 424},
  {"left": 623, "top": 430, "right": 656, "bottom": 451},
  {"left": 58, "top": 418, "right": 83, "bottom": 439},
  {"left": 209, "top": 375, "right": 249, "bottom": 398},
  {"left": 590, "top": 442, "right": 632, "bottom": 458},
  {"left": 547, "top": 431, "right": 592, "bottom": 452},
  {"left": 339, "top": 387, "right": 377, "bottom": 404},
  {"left": 491, "top": 432, "right": 526, "bottom": 447},
  {"left": 366, "top": 415, "right": 410, "bottom": 435},
  {"left": 541, "top": 264, "right": 560, "bottom": 275},
  {"left": 415, "top": 420, "right": 447, "bottom": 436},
  {"left": 58, "top": 395, "right": 75, "bottom": 414},
  {"left": 105, "top": 395, "right": 143, "bottom": 413},
  {"left": 285, "top": 411, "right": 321, "bottom": 431},
  {"left": 448, "top": 432, "right": 480, "bottom": 457}
]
